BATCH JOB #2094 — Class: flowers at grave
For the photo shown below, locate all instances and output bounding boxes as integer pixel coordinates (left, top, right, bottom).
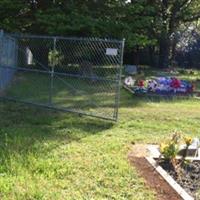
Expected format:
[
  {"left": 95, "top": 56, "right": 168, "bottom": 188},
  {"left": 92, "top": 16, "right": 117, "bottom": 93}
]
[
  {"left": 134, "top": 80, "right": 148, "bottom": 94},
  {"left": 124, "top": 76, "right": 135, "bottom": 87},
  {"left": 159, "top": 133, "right": 199, "bottom": 168},
  {"left": 158, "top": 133, "right": 200, "bottom": 188},
  {"left": 132, "top": 76, "right": 193, "bottom": 95},
  {"left": 159, "top": 132, "right": 181, "bottom": 160},
  {"left": 184, "top": 136, "right": 192, "bottom": 146}
]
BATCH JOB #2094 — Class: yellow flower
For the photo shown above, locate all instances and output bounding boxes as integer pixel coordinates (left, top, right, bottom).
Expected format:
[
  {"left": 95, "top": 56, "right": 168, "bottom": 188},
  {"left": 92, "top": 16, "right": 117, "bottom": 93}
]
[
  {"left": 184, "top": 136, "right": 192, "bottom": 146},
  {"left": 160, "top": 143, "right": 168, "bottom": 153}
]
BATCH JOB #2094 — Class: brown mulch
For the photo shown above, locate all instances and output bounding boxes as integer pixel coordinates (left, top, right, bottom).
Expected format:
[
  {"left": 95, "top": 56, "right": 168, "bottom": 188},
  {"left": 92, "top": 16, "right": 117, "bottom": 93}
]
[{"left": 128, "top": 145, "right": 182, "bottom": 200}]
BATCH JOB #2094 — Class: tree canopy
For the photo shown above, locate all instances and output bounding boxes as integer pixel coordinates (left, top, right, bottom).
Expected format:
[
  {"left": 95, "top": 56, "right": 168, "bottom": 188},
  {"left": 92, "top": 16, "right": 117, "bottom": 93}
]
[{"left": 1, "top": 0, "right": 200, "bottom": 67}]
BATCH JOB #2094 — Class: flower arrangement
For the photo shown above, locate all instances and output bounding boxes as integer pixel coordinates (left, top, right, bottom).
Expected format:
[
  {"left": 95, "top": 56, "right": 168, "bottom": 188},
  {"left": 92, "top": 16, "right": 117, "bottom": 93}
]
[
  {"left": 159, "top": 132, "right": 196, "bottom": 175},
  {"left": 159, "top": 132, "right": 181, "bottom": 163},
  {"left": 133, "top": 76, "right": 194, "bottom": 95},
  {"left": 158, "top": 133, "right": 200, "bottom": 197}
]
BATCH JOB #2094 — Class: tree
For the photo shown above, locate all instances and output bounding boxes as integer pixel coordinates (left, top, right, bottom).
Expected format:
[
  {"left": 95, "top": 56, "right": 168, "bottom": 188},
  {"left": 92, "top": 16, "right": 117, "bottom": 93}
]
[
  {"left": 2, "top": 0, "right": 200, "bottom": 67},
  {"left": 35, "top": 0, "right": 156, "bottom": 64},
  {"left": 149, "top": 0, "right": 200, "bottom": 67},
  {"left": 0, "top": 0, "right": 29, "bottom": 32}
]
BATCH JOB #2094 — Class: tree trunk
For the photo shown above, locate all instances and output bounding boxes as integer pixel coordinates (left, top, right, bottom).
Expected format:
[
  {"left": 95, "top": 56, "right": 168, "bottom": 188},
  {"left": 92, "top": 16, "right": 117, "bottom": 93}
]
[
  {"left": 171, "top": 33, "right": 178, "bottom": 67},
  {"left": 159, "top": 36, "right": 171, "bottom": 68},
  {"left": 149, "top": 46, "right": 156, "bottom": 67},
  {"left": 133, "top": 46, "right": 140, "bottom": 65}
]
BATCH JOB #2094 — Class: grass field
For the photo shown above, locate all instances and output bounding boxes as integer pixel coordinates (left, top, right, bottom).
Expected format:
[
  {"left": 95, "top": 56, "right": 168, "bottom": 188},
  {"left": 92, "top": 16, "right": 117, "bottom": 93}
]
[{"left": 1, "top": 69, "right": 200, "bottom": 199}]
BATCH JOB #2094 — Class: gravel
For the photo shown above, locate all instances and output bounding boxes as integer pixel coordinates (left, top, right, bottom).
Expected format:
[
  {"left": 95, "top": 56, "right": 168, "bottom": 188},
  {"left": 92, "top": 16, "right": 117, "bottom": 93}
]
[{"left": 159, "top": 160, "right": 200, "bottom": 199}]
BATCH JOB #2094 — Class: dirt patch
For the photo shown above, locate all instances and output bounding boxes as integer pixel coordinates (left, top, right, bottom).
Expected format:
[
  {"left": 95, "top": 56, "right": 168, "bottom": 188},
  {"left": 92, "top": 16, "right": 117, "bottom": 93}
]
[
  {"left": 129, "top": 144, "right": 150, "bottom": 157},
  {"left": 128, "top": 145, "right": 182, "bottom": 200}
]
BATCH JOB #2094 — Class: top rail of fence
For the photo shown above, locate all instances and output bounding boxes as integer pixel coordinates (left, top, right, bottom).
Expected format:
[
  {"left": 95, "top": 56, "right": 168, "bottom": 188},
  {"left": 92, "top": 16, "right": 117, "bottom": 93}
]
[{"left": 8, "top": 33, "right": 123, "bottom": 44}]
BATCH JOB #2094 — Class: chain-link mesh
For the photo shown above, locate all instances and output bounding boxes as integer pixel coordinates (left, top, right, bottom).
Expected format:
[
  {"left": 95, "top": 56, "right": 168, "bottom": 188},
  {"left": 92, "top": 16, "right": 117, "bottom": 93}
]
[{"left": 0, "top": 32, "right": 124, "bottom": 121}]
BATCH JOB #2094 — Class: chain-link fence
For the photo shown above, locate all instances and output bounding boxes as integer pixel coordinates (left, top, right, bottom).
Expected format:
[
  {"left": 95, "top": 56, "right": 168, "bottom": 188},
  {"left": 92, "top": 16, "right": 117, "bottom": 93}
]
[{"left": 0, "top": 31, "right": 124, "bottom": 121}]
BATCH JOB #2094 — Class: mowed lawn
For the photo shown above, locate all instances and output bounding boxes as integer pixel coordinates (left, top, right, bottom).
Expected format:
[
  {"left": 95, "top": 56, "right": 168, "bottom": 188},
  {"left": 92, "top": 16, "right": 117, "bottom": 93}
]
[{"left": 1, "top": 71, "right": 200, "bottom": 199}]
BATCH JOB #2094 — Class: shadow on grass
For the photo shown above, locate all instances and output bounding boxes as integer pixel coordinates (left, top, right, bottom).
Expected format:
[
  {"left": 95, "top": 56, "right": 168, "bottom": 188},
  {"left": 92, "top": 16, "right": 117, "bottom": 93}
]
[
  {"left": 0, "top": 101, "right": 114, "bottom": 163},
  {"left": 5, "top": 72, "right": 118, "bottom": 118}
]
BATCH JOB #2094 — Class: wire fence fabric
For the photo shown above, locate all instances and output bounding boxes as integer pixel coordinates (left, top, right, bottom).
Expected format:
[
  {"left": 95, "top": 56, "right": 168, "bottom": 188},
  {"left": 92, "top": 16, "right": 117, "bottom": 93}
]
[{"left": 0, "top": 32, "right": 124, "bottom": 121}]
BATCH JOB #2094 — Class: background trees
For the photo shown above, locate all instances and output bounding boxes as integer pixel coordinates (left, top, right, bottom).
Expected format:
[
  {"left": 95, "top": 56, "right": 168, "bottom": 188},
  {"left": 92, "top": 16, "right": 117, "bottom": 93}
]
[
  {"left": 151, "top": 0, "right": 200, "bottom": 67},
  {"left": 1, "top": 0, "right": 200, "bottom": 67}
]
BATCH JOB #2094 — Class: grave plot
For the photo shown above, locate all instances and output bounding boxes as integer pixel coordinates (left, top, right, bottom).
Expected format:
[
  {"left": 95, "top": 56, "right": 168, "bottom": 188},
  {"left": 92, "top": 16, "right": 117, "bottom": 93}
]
[
  {"left": 122, "top": 67, "right": 200, "bottom": 99},
  {"left": 129, "top": 133, "right": 200, "bottom": 200}
]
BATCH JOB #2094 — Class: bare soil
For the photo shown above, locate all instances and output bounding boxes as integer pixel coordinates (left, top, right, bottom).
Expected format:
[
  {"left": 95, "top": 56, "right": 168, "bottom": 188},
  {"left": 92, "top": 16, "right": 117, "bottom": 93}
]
[{"left": 128, "top": 144, "right": 181, "bottom": 200}]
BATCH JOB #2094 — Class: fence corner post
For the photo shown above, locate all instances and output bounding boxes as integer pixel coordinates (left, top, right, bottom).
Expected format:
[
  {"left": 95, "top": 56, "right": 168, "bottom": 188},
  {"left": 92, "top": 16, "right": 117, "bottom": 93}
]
[
  {"left": 0, "top": 30, "right": 4, "bottom": 37},
  {"left": 0, "top": 30, "right": 3, "bottom": 91}
]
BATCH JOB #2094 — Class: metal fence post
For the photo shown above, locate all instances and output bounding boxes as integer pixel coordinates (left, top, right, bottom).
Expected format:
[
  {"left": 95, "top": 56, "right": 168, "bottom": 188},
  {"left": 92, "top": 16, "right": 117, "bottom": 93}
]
[
  {"left": 14, "top": 37, "right": 18, "bottom": 69},
  {"left": 0, "top": 30, "right": 3, "bottom": 37},
  {"left": 49, "top": 37, "right": 57, "bottom": 105},
  {"left": 114, "top": 38, "right": 125, "bottom": 121}
]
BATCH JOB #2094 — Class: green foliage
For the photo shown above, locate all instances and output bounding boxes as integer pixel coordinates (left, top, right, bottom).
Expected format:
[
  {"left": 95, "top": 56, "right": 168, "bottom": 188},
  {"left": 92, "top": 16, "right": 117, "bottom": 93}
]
[
  {"left": 0, "top": 0, "right": 29, "bottom": 32},
  {"left": 1, "top": 0, "right": 200, "bottom": 66},
  {"left": 0, "top": 0, "right": 156, "bottom": 48},
  {"left": 160, "top": 132, "right": 181, "bottom": 160},
  {"left": 48, "top": 49, "right": 63, "bottom": 67}
]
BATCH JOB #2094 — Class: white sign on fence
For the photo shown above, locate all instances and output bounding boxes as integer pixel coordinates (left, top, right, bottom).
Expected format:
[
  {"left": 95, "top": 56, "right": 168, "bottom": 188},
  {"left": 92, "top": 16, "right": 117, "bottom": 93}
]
[{"left": 106, "top": 48, "right": 118, "bottom": 56}]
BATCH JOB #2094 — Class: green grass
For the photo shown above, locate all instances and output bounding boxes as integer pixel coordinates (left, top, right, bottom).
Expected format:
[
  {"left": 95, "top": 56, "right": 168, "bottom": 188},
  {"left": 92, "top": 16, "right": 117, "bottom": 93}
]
[{"left": 1, "top": 69, "right": 200, "bottom": 199}]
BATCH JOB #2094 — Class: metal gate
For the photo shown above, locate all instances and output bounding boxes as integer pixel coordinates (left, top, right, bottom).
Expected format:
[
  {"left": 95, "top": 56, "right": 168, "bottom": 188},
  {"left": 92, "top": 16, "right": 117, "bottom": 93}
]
[{"left": 0, "top": 31, "right": 124, "bottom": 121}]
